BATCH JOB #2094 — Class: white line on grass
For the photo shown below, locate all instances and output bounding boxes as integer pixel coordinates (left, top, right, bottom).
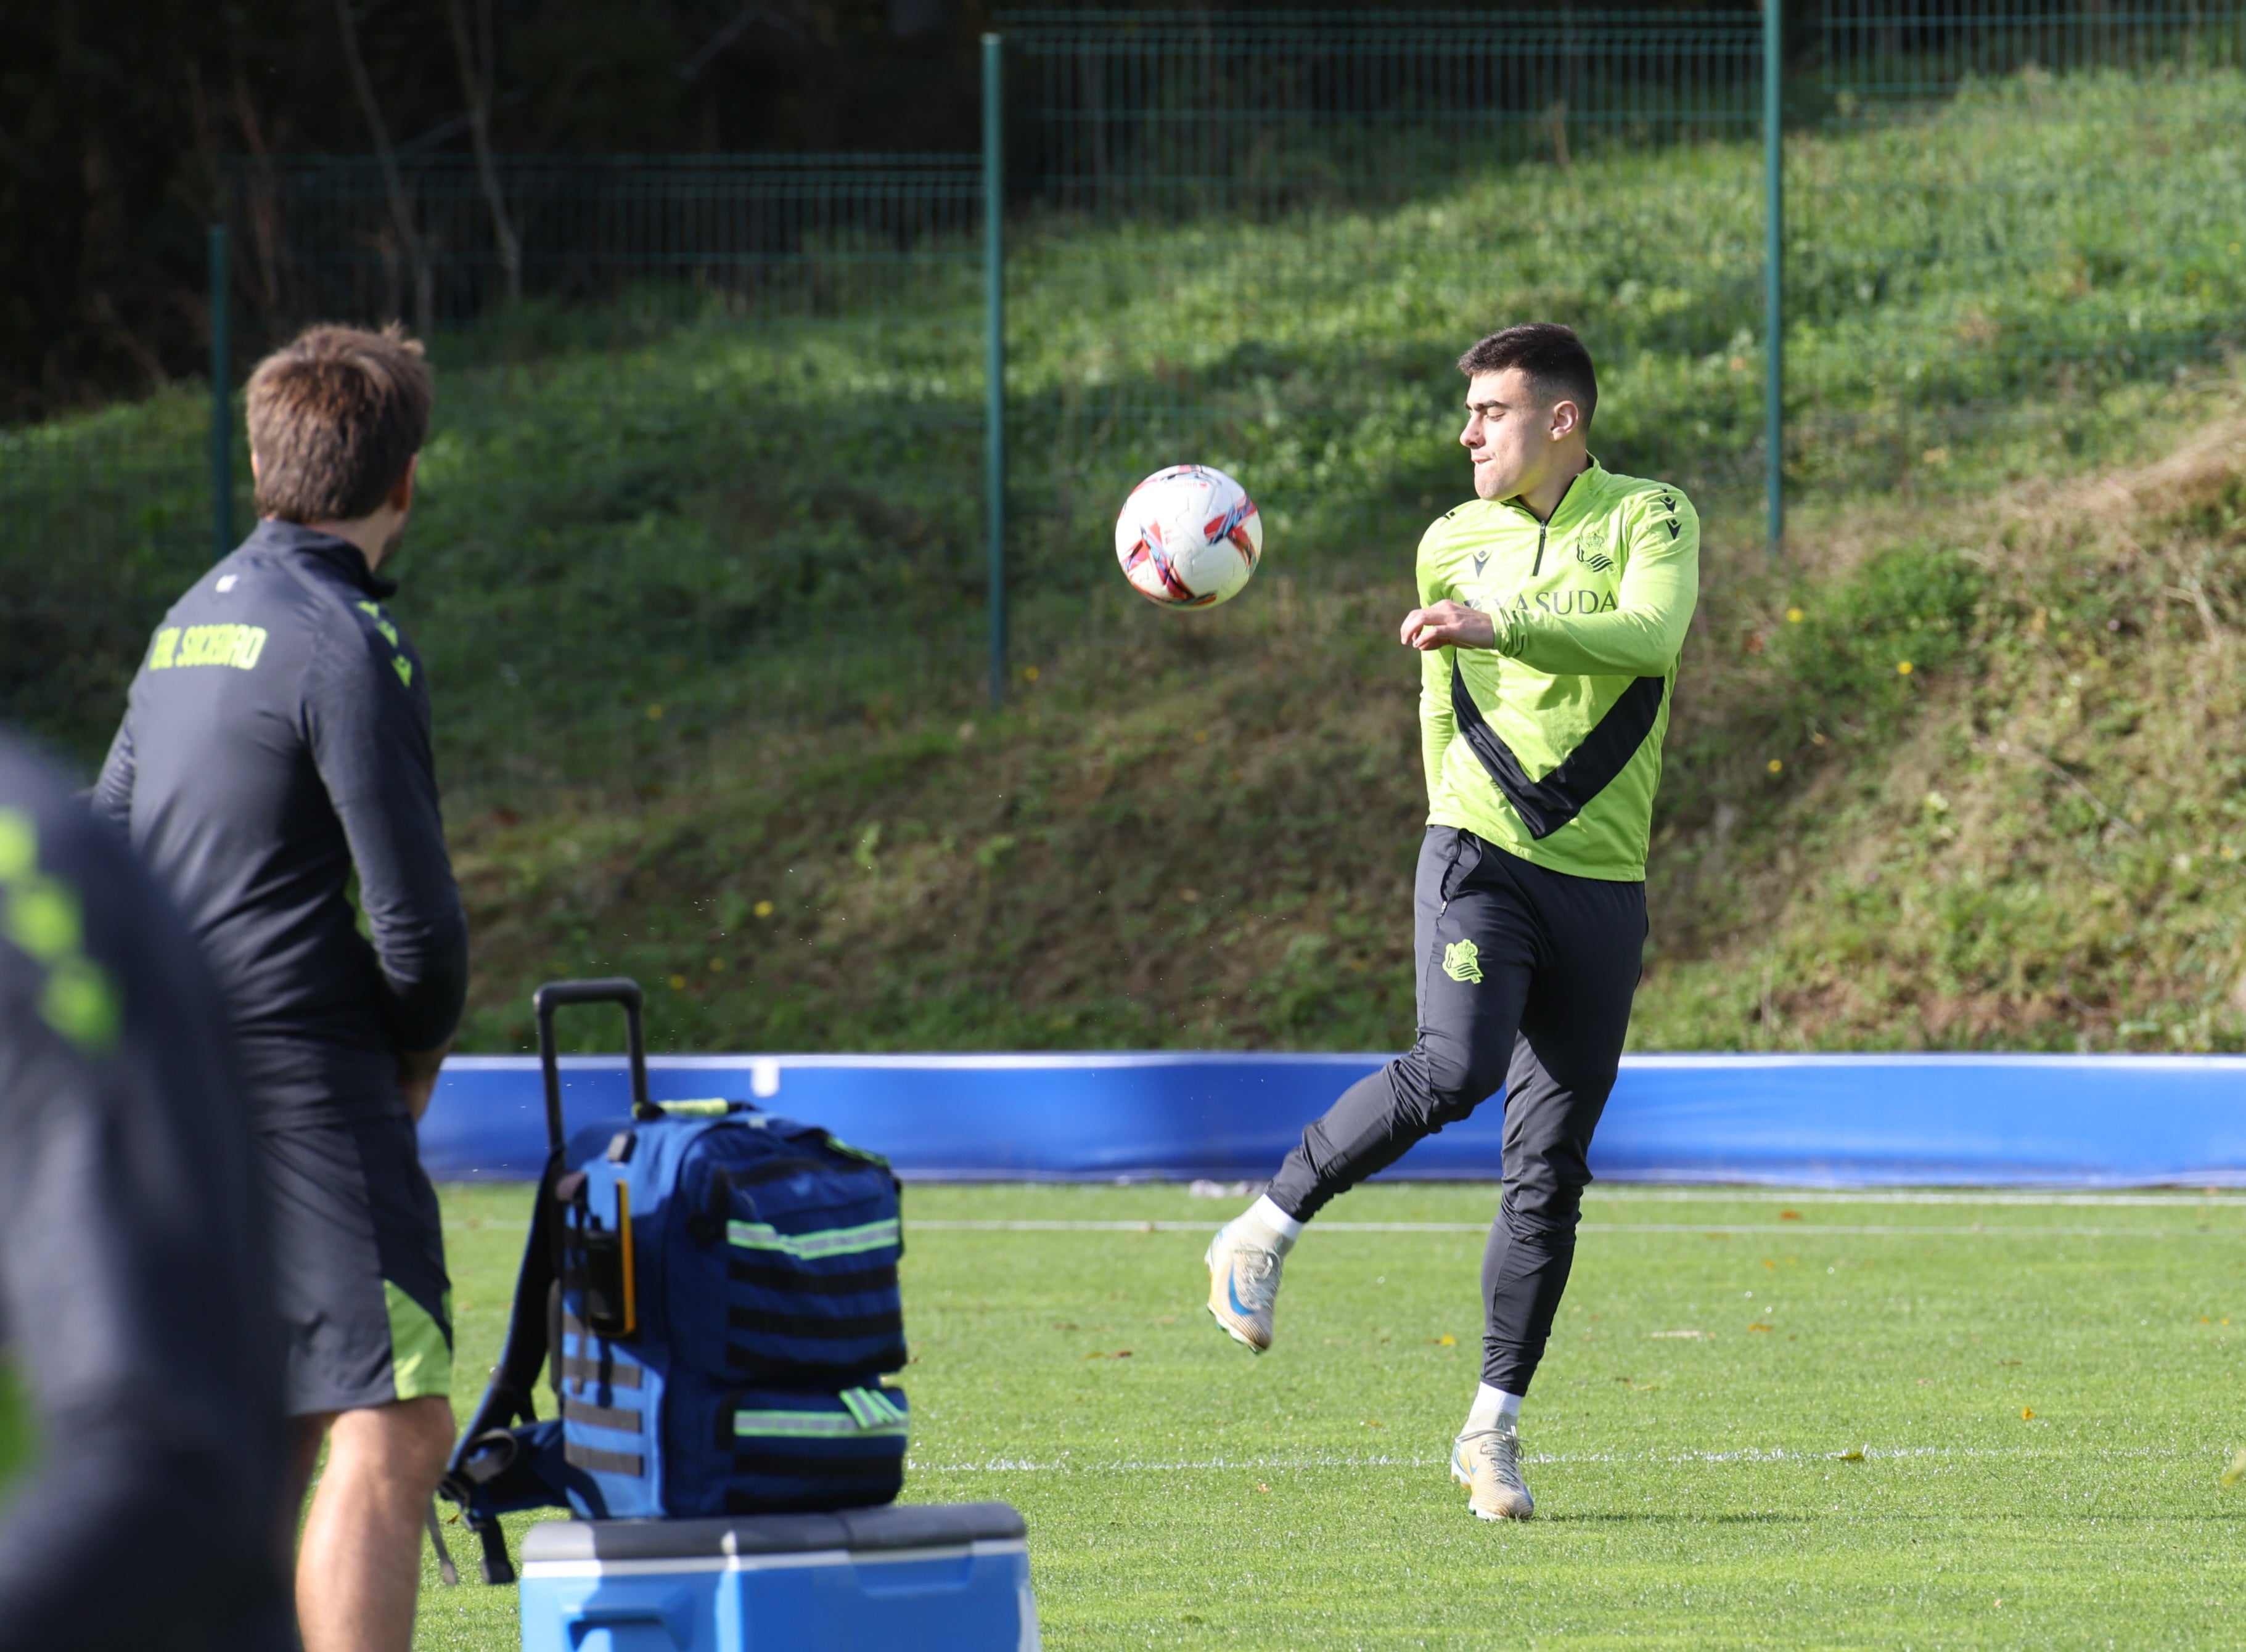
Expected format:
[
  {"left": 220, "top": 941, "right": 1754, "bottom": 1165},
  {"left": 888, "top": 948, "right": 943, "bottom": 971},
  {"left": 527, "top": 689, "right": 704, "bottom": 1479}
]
[
  {"left": 911, "top": 1443, "right": 2199, "bottom": 1473},
  {"left": 1580, "top": 1222, "right": 2214, "bottom": 1238},
  {"left": 1584, "top": 1188, "right": 2246, "bottom": 1208},
  {"left": 908, "top": 1219, "right": 2238, "bottom": 1238},
  {"left": 448, "top": 1192, "right": 2246, "bottom": 1238}
]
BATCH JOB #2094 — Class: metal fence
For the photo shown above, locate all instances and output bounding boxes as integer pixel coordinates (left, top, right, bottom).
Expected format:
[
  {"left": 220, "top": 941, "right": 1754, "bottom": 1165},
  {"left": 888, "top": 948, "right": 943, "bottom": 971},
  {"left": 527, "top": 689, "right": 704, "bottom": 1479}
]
[
  {"left": 1818, "top": 0, "right": 2246, "bottom": 96},
  {"left": 225, "top": 153, "right": 986, "bottom": 334},
  {"left": 3, "top": 157, "right": 991, "bottom": 791},
  {"left": 1800, "top": 0, "right": 2246, "bottom": 461},
  {"left": 1789, "top": 1, "right": 2246, "bottom": 511},
  {"left": 996, "top": 8, "right": 1776, "bottom": 561},
  {"left": 8, "top": 4, "right": 2245, "bottom": 802},
  {"left": 1004, "top": 9, "right": 1764, "bottom": 209}
]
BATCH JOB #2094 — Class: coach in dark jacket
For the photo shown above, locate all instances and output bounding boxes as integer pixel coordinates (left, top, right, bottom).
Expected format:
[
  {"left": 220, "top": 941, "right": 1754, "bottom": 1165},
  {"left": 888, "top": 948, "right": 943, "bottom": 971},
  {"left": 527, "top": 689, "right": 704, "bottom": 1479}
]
[
  {"left": 0, "top": 733, "right": 292, "bottom": 1652},
  {"left": 94, "top": 324, "right": 466, "bottom": 1652}
]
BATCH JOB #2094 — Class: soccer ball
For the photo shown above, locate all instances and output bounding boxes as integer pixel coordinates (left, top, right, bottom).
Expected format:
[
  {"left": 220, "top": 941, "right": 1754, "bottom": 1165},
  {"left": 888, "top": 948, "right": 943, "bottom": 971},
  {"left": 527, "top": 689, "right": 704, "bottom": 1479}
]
[{"left": 1113, "top": 464, "right": 1263, "bottom": 608}]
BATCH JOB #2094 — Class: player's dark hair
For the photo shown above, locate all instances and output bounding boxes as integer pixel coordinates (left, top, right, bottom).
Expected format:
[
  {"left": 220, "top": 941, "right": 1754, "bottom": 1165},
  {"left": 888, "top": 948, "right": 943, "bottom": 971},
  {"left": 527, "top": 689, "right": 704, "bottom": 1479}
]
[
  {"left": 247, "top": 324, "right": 432, "bottom": 523},
  {"left": 1457, "top": 323, "right": 1598, "bottom": 428}
]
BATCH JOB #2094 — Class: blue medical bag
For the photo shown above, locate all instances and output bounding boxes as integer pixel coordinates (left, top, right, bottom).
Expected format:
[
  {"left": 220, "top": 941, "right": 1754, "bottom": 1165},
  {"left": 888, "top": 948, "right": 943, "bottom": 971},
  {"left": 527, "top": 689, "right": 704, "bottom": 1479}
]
[{"left": 441, "top": 979, "right": 911, "bottom": 1582}]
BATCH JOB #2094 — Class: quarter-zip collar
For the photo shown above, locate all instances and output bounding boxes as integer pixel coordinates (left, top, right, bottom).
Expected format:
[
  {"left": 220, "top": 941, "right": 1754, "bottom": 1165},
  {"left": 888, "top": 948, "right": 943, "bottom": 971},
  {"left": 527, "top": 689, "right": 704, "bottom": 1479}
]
[
  {"left": 1499, "top": 454, "right": 1602, "bottom": 531},
  {"left": 1498, "top": 456, "right": 1603, "bottom": 577},
  {"left": 244, "top": 517, "right": 400, "bottom": 600}
]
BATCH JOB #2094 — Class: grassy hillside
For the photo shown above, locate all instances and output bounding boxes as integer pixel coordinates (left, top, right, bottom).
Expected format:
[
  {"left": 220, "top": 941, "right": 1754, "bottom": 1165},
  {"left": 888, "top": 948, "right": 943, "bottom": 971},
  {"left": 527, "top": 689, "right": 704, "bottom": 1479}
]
[
  {"left": 14, "top": 70, "right": 2243, "bottom": 782},
  {"left": 9, "top": 68, "right": 2245, "bottom": 1055},
  {"left": 1641, "top": 403, "right": 2246, "bottom": 1050},
  {"left": 448, "top": 379, "right": 2246, "bottom": 1057}
]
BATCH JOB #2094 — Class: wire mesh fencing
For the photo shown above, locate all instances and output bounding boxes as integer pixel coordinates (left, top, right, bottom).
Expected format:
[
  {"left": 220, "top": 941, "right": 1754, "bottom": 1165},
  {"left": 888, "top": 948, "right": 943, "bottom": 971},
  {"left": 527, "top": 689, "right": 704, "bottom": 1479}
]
[
  {"left": 7, "top": 4, "right": 2245, "bottom": 805},
  {"left": 247, "top": 155, "right": 993, "bottom": 804},
  {"left": 1006, "top": 8, "right": 1763, "bottom": 211},
  {"left": 0, "top": 392, "right": 252, "bottom": 767},
  {"left": 6, "top": 155, "right": 991, "bottom": 799},
  {"left": 1793, "top": 0, "right": 2246, "bottom": 483},
  {"left": 997, "top": 9, "right": 1769, "bottom": 599},
  {"left": 1002, "top": 4, "right": 2246, "bottom": 562},
  {"left": 226, "top": 154, "right": 988, "bottom": 335}
]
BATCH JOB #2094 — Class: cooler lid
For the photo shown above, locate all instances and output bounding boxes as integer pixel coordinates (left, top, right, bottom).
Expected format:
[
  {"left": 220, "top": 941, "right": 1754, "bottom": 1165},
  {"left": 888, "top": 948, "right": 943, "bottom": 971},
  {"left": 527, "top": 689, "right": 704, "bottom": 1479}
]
[{"left": 520, "top": 1501, "right": 1027, "bottom": 1564}]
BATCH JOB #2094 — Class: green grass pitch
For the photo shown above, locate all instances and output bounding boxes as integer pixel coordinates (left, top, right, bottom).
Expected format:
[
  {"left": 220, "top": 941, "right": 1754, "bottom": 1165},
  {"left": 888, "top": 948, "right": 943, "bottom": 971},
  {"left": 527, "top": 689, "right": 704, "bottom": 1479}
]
[{"left": 414, "top": 1180, "right": 2246, "bottom": 1650}]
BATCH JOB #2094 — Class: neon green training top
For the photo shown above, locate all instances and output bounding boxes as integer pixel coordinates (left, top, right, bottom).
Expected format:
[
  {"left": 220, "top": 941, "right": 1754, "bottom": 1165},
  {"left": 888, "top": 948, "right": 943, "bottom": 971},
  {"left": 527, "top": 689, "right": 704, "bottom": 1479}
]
[{"left": 1418, "top": 457, "right": 1700, "bottom": 882}]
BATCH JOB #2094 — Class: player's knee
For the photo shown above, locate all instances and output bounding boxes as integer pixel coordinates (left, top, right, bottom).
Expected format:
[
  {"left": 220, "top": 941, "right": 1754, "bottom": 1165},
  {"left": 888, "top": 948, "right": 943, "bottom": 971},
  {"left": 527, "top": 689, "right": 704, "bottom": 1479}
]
[
  {"left": 396, "top": 1396, "right": 457, "bottom": 1482},
  {"left": 1502, "top": 1197, "right": 1580, "bottom": 1249},
  {"left": 1501, "top": 1163, "right": 1590, "bottom": 1239},
  {"left": 1406, "top": 1045, "right": 1504, "bottom": 1124},
  {"left": 332, "top": 1395, "right": 454, "bottom": 1492}
]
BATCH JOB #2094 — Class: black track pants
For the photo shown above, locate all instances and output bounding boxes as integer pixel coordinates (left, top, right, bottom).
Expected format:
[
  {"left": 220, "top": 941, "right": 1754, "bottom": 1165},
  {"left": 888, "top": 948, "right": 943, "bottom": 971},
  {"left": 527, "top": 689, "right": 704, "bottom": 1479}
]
[{"left": 1266, "top": 826, "right": 1646, "bottom": 1394}]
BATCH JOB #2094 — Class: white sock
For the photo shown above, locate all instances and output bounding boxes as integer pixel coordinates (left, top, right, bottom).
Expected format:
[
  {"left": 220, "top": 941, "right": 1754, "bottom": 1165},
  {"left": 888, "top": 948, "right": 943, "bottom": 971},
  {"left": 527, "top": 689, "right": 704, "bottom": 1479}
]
[
  {"left": 1242, "top": 1194, "right": 1302, "bottom": 1251},
  {"left": 1464, "top": 1383, "right": 1523, "bottom": 1434}
]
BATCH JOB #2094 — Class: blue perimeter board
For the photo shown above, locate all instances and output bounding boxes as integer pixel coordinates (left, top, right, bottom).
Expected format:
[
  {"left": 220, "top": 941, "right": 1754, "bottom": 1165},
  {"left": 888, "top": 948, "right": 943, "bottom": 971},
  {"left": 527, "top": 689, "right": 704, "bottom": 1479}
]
[{"left": 420, "top": 1053, "right": 2246, "bottom": 1188}]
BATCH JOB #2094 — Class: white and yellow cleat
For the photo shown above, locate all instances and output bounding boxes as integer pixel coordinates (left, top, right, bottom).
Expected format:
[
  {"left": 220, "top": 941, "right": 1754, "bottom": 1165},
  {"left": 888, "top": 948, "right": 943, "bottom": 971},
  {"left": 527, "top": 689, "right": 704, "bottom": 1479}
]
[
  {"left": 1451, "top": 1426, "right": 1535, "bottom": 1521},
  {"left": 1203, "top": 1219, "right": 1286, "bottom": 1354}
]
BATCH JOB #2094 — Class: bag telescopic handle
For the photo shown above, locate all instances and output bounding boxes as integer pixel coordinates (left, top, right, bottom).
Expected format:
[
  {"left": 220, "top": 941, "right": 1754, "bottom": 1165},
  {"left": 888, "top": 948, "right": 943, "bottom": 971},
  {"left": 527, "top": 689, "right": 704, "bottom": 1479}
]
[{"left": 531, "top": 978, "right": 648, "bottom": 1151}]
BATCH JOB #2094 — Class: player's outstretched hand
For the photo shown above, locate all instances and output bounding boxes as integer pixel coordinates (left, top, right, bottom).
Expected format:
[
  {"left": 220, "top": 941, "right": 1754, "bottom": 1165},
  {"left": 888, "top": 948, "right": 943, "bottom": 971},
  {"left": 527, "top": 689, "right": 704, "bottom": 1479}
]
[{"left": 1400, "top": 600, "right": 1496, "bottom": 652}]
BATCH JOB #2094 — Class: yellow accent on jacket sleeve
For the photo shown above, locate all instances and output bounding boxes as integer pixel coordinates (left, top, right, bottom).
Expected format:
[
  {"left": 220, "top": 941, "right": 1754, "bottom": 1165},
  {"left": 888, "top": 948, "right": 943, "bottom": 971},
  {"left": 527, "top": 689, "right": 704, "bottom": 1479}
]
[
  {"left": 1494, "top": 493, "right": 1700, "bottom": 676},
  {"left": 1415, "top": 521, "right": 1457, "bottom": 801}
]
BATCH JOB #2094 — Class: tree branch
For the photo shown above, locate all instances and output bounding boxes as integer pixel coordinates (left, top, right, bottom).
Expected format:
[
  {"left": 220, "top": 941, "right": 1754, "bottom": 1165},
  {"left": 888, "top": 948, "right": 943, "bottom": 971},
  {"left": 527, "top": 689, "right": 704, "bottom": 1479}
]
[
  {"left": 678, "top": 0, "right": 802, "bottom": 82},
  {"left": 331, "top": 0, "right": 432, "bottom": 334},
  {"left": 443, "top": 0, "right": 521, "bottom": 301}
]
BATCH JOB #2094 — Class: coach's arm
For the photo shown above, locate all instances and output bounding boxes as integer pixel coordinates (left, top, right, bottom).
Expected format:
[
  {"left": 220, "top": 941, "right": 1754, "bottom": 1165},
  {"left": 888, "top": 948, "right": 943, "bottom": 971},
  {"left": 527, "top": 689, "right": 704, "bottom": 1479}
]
[
  {"left": 307, "top": 614, "right": 469, "bottom": 1106},
  {"left": 89, "top": 714, "right": 134, "bottom": 832}
]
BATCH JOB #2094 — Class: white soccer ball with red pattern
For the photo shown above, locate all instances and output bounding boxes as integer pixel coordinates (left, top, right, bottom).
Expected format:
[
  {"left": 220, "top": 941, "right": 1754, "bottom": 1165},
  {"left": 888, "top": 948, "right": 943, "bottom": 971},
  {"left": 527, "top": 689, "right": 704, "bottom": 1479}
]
[{"left": 1113, "top": 464, "right": 1263, "bottom": 608}]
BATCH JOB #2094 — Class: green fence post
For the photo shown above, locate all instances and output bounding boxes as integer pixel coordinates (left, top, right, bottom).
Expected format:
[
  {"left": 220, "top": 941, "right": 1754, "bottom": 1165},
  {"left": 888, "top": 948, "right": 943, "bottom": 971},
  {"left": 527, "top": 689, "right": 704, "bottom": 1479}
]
[
  {"left": 210, "top": 224, "right": 234, "bottom": 558},
  {"left": 983, "top": 31, "right": 1008, "bottom": 709},
  {"left": 1763, "top": 0, "right": 1784, "bottom": 555}
]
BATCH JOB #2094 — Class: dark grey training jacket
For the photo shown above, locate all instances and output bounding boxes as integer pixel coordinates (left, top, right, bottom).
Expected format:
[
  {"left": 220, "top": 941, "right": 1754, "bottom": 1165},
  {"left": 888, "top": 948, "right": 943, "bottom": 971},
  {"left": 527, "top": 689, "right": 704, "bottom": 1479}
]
[
  {"left": 0, "top": 734, "right": 292, "bottom": 1652},
  {"left": 93, "top": 519, "right": 467, "bottom": 1125}
]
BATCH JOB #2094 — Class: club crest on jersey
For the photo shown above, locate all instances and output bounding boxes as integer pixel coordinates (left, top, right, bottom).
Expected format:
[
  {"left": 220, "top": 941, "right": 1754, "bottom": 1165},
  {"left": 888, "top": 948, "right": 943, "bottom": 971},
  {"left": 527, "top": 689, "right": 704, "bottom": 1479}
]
[{"left": 1575, "top": 519, "right": 1616, "bottom": 574}]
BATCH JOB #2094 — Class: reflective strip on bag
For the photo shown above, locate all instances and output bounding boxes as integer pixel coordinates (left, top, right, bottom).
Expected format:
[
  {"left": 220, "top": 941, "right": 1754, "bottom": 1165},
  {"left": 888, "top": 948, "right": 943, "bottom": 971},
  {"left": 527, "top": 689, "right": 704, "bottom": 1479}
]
[
  {"left": 837, "top": 1386, "right": 908, "bottom": 1429},
  {"left": 734, "top": 1402, "right": 908, "bottom": 1441},
  {"left": 564, "top": 1441, "right": 646, "bottom": 1476},
  {"left": 726, "top": 1217, "right": 900, "bottom": 1259}
]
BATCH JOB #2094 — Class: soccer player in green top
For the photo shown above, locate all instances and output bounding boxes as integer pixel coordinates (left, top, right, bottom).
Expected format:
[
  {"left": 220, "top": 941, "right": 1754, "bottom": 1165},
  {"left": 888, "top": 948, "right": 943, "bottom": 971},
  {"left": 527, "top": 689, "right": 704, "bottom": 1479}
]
[{"left": 1203, "top": 322, "right": 1700, "bottom": 1521}]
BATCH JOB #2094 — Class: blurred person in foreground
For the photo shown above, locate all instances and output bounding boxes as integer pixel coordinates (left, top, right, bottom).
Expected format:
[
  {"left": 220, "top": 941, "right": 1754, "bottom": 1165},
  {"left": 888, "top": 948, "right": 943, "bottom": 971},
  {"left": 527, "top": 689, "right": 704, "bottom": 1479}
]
[
  {"left": 1201, "top": 324, "right": 1700, "bottom": 1521},
  {"left": 0, "top": 733, "right": 291, "bottom": 1650},
  {"left": 94, "top": 325, "right": 467, "bottom": 1651}
]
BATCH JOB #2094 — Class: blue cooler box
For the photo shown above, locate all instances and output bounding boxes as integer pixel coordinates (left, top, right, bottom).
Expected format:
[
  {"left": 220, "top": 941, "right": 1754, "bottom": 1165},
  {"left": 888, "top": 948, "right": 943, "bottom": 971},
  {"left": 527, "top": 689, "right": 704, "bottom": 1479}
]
[{"left": 518, "top": 1501, "right": 1038, "bottom": 1652}]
